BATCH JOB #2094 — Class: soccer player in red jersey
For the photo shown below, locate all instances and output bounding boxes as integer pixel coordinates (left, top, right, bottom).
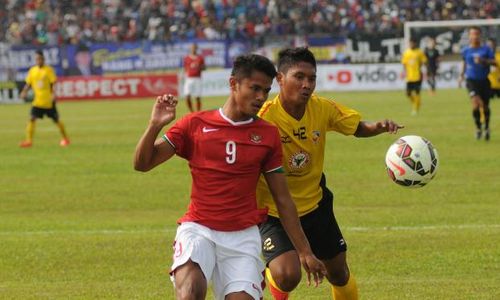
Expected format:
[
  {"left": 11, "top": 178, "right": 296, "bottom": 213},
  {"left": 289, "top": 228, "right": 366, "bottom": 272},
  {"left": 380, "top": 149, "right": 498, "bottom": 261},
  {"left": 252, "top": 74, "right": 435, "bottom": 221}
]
[
  {"left": 183, "top": 43, "right": 205, "bottom": 112},
  {"left": 134, "top": 54, "right": 326, "bottom": 300}
]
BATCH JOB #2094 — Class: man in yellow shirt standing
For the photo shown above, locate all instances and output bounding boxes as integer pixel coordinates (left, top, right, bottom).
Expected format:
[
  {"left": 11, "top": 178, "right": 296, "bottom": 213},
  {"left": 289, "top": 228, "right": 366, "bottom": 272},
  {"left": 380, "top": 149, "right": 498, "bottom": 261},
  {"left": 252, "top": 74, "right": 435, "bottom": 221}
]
[
  {"left": 401, "top": 39, "right": 428, "bottom": 115},
  {"left": 487, "top": 38, "right": 500, "bottom": 99},
  {"left": 19, "top": 50, "right": 70, "bottom": 148}
]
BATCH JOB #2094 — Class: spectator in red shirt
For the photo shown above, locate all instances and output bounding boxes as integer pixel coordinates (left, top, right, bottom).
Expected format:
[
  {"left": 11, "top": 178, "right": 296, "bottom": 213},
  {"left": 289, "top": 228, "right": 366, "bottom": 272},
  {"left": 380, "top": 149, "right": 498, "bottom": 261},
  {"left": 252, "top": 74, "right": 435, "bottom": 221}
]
[{"left": 183, "top": 43, "right": 206, "bottom": 112}]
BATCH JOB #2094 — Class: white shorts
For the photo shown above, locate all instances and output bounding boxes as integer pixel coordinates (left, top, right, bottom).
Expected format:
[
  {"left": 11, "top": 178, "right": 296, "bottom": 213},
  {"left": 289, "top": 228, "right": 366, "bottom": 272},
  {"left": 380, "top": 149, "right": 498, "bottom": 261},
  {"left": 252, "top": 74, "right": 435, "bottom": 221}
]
[
  {"left": 170, "top": 222, "right": 264, "bottom": 300},
  {"left": 183, "top": 77, "right": 202, "bottom": 97}
]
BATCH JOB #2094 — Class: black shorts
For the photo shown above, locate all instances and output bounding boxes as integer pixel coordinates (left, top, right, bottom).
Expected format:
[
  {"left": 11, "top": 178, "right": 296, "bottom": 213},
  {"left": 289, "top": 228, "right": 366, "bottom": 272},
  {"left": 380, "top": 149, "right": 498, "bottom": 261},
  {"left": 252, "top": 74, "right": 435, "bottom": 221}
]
[
  {"left": 259, "top": 175, "right": 346, "bottom": 264},
  {"left": 406, "top": 81, "right": 422, "bottom": 94},
  {"left": 491, "top": 89, "right": 500, "bottom": 99},
  {"left": 466, "top": 79, "right": 491, "bottom": 104},
  {"left": 31, "top": 105, "right": 59, "bottom": 121}
]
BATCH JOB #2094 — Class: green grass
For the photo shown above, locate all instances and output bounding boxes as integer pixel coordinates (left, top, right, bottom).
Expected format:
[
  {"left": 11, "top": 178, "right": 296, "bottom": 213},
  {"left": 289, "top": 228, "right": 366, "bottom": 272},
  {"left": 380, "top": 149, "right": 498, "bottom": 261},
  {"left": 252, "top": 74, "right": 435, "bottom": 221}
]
[{"left": 1, "top": 89, "right": 499, "bottom": 299}]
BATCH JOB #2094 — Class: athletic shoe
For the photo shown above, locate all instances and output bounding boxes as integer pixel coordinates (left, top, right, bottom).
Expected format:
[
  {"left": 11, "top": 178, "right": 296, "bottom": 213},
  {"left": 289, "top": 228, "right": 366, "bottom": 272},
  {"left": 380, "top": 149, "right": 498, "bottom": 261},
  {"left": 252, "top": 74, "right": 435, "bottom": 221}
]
[
  {"left": 60, "top": 138, "right": 70, "bottom": 147},
  {"left": 19, "top": 140, "right": 32, "bottom": 148},
  {"left": 476, "top": 129, "right": 482, "bottom": 140},
  {"left": 485, "top": 129, "right": 490, "bottom": 141}
]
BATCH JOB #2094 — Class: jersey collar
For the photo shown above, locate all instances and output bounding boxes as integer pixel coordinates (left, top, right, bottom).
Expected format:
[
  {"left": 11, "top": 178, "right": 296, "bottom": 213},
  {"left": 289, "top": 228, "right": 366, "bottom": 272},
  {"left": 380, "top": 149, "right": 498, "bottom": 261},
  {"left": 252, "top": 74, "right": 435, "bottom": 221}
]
[{"left": 218, "top": 108, "right": 255, "bottom": 126}]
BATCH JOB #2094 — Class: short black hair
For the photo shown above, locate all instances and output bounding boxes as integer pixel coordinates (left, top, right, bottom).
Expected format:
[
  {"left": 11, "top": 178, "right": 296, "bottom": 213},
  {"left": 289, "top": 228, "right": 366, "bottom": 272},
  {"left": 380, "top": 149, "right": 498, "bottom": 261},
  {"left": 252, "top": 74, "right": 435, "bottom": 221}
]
[
  {"left": 35, "top": 49, "right": 44, "bottom": 56},
  {"left": 231, "top": 54, "right": 277, "bottom": 79},
  {"left": 277, "top": 47, "right": 316, "bottom": 73}
]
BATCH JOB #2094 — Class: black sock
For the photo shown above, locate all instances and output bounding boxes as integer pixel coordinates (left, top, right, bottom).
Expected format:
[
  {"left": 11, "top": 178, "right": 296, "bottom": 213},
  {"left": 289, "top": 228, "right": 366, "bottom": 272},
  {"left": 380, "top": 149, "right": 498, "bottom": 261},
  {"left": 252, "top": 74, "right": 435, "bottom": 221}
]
[
  {"left": 484, "top": 107, "right": 491, "bottom": 130},
  {"left": 472, "top": 109, "right": 481, "bottom": 130}
]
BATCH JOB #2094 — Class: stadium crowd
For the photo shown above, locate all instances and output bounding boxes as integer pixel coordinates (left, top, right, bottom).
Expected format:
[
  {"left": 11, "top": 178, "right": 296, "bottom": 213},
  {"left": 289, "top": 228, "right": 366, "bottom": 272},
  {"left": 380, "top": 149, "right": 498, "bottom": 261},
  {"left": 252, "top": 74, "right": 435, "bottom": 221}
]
[{"left": 1, "top": 0, "right": 498, "bottom": 47}]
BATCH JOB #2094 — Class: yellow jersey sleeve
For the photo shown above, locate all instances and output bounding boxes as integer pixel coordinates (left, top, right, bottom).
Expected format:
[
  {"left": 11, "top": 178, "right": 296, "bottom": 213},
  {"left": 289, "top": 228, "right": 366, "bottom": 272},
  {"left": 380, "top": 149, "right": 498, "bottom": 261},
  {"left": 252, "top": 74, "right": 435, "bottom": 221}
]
[
  {"left": 256, "top": 94, "right": 361, "bottom": 217},
  {"left": 488, "top": 52, "right": 500, "bottom": 89}
]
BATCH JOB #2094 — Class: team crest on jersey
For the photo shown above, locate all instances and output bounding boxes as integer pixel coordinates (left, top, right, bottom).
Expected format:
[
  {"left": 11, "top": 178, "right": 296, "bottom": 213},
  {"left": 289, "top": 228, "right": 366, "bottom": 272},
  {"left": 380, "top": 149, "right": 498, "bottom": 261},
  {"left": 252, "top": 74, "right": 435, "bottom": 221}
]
[
  {"left": 312, "top": 130, "right": 321, "bottom": 143},
  {"left": 289, "top": 150, "right": 310, "bottom": 170},
  {"left": 249, "top": 133, "right": 262, "bottom": 143}
]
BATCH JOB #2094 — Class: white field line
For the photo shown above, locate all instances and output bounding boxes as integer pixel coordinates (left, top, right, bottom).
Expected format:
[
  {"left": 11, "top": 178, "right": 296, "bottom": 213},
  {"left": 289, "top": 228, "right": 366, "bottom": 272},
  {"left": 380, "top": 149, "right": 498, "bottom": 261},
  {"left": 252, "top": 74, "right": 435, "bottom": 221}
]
[{"left": 0, "top": 224, "right": 499, "bottom": 236}]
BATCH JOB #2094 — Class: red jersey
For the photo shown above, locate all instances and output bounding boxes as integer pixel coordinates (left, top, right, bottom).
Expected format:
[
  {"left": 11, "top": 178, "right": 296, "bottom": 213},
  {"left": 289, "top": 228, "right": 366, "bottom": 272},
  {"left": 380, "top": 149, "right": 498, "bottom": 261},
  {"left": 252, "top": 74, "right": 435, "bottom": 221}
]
[
  {"left": 165, "top": 109, "right": 283, "bottom": 231},
  {"left": 183, "top": 54, "right": 205, "bottom": 78}
]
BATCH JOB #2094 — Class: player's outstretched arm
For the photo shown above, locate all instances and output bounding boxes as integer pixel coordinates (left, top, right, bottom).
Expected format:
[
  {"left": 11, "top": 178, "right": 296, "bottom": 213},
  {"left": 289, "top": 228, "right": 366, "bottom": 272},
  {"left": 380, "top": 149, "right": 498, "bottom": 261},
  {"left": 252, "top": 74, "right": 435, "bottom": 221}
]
[
  {"left": 134, "top": 94, "right": 178, "bottom": 172},
  {"left": 19, "top": 84, "right": 31, "bottom": 100},
  {"left": 264, "top": 171, "right": 327, "bottom": 286},
  {"left": 354, "top": 120, "right": 404, "bottom": 137}
]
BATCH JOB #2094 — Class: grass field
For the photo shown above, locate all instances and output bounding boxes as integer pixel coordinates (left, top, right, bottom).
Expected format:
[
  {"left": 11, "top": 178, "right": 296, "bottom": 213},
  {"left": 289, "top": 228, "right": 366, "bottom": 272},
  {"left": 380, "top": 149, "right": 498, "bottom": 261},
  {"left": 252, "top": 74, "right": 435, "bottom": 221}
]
[{"left": 1, "top": 89, "right": 499, "bottom": 300}]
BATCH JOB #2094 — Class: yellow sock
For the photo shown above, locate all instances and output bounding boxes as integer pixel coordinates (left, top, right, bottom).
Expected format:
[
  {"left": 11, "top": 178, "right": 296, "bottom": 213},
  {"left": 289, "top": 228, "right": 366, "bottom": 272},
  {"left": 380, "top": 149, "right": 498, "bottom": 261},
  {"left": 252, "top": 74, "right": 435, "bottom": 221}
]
[
  {"left": 56, "top": 121, "right": 68, "bottom": 139},
  {"left": 265, "top": 268, "right": 289, "bottom": 300},
  {"left": 479, "top": 107, "right": 485, "bottom": 123},
  {"left": 26, "top": 120, "right": 35, "bottom": 142},
  {"left": 331, "top": 274, "right": 358, "bottom": 300},
  {"left": 414, "top": 94, "right": 421, "bottom": 111}
]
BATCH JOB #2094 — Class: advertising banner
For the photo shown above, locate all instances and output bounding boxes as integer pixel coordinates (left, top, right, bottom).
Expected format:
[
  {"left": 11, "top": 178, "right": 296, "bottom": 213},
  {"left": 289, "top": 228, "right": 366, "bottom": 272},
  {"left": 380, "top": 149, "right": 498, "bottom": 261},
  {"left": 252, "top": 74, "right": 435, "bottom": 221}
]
[
  {"left": 189, "top": 61, "right": 462, "bottom": 97},
  {"left": 55, "top": 74, "right": 178, "bottom": 101},
  {"left": 315, "top": 61, "right": 462, "bottom": 91}
]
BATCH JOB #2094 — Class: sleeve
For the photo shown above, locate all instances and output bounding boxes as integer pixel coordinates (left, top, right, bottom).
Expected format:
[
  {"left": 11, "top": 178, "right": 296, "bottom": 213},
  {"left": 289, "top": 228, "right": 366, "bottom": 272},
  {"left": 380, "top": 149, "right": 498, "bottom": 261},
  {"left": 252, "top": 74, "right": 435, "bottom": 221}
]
[
  {"left": 262, "top": 126, "right": 283, "bottom": 173},
  {"left": 461, "top": 48, "right": 467, "bottom": 60},
  {"left": 401, "top": 51, "right": 407, "bottom": 64},
  {"left": 49, "top": 67, "right": 57, "bottom": 84},
  {"left": 326, "top": 100, "right": 361, "bottom": 135},
  {"left": 25, "top": 68, "right": 32, "bottom": 85},
  {"left": 421, "top": 51, "right": 428, "bottom": 64},
  {"left": 487, "top": 48, "right": 494, "bottom": 60},
  {"left": 165, "top": 115, "right": 191, "bottom": 159}
]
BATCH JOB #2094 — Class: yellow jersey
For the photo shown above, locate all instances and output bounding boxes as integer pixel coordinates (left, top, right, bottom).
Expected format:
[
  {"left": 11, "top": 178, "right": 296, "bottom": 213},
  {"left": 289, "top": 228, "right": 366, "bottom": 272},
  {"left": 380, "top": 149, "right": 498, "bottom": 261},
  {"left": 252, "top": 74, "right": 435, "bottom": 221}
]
[
  {"left": 256, "top": 94, "right": 361, "bottom": 217},
  {"left": 401, "top": 48, "right": 427, "bottom": 82},
  {"left": 488, "top": 52, "right": 500, "bottom": 89},
  {"left": 25, "top": 64, "right": 57, "bottom": 109}
]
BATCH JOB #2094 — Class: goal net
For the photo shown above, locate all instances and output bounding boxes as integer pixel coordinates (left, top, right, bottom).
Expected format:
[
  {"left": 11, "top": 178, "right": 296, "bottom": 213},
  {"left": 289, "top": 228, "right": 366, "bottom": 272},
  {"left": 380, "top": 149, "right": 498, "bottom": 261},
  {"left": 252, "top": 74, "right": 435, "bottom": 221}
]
[{"left": 404, "top": 19, "right": 500, "bottom": 61}]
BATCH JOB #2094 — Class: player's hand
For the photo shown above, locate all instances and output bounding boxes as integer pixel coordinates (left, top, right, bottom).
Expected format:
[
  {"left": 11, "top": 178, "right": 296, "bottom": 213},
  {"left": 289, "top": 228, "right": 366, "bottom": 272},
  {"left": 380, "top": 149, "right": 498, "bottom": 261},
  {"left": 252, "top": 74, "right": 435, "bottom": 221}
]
[
  {"left": 20, "top": 90, "right": 27, "bottom": 100},
  {"left": 150, "top": 94, "right": 178, "bottom": 127},
  {"left": 378, "top": 119, "right": 404, "bottom": 134},
  {"left": 298, "top": 253, "right": 326, "bottom": 287}
]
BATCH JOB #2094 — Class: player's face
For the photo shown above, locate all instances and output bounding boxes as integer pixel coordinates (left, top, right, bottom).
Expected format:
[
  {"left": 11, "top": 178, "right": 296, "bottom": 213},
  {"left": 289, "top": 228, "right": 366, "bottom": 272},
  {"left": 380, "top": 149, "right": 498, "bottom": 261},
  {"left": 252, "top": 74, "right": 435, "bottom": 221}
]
[
  {"left": 35, "top": 54, "right": 44, "bottom": 67},
  {"left": 468, "top": 29, "right": 481, "bottom": 46},
  {"left": 231, "top": 71, "right": 273, "bottom": 117},
  {"left": 278, "top": 62, "right": 316, "bottom": 106}
]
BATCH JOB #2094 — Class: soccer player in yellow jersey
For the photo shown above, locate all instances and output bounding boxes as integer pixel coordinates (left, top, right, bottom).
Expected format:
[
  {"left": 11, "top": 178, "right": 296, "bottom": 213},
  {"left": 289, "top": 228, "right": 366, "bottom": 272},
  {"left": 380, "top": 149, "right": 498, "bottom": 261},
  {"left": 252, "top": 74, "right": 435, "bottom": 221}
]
[
  {"left": 487, "top": 38, "right": 500, "bottom": 99},
  {"left": 401, "top": 39, "right": 427, "bottom": 115},
  {"left": 19, "top": 50, "right": 69, "bottom": 148},
  {"left": 256, "top": 47, "right": 403, "bottom": 300}
]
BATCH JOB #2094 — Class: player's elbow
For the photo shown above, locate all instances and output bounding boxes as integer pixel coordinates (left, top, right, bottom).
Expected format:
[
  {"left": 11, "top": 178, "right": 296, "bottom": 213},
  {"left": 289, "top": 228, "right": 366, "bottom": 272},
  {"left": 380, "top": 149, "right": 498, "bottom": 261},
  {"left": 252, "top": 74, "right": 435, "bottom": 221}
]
[{"left": 133, "top": 160, "right": 152, "bottom": 172}]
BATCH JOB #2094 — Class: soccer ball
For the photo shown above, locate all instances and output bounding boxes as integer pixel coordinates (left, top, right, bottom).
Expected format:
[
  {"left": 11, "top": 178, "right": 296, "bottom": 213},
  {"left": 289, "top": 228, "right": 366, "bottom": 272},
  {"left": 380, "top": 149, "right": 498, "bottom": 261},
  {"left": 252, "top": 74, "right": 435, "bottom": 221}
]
[{"left": 385, "top": 135, "right": 439, "bottom": 188}]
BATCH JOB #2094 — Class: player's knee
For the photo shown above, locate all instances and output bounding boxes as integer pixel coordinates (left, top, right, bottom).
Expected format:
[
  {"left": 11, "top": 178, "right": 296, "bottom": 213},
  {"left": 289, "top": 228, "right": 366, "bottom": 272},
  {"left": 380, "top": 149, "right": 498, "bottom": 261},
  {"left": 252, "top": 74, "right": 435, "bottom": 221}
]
[
  {"left": 326, "top": 264, "right": 350, "bottom": 286},
  {"left": 175, "top": 282, "right": 205, "bottom": 300},
  {"left": 272, "top": 267, "right": 301, "bottom": 292}
]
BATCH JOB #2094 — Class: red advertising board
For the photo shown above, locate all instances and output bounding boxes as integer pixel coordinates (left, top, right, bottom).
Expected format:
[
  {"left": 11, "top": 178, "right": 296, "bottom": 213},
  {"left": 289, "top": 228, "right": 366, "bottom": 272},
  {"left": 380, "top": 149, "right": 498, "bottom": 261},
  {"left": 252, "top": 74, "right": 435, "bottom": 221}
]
[{"left": 55, "top": 74, "right": 178, "bottom": 101}]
